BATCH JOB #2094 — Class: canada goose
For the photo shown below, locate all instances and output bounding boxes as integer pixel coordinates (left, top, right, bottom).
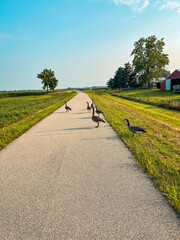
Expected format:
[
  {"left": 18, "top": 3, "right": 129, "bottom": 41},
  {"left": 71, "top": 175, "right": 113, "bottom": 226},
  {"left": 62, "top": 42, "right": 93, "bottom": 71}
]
[
  {"left": 95, "top": 106, "right": 103, "bottom": 116},
  {"left": 87, "top": 102, "right": 91, "bottom": 112},
  {"left": 65, "top": 102, "right": 72, "bottom": 112},
  {"left": 124, "top": 119, "right": 146, "bottom": 136},
  {"left": 92, "top": 107, "right": 105, "bottom": 128}
]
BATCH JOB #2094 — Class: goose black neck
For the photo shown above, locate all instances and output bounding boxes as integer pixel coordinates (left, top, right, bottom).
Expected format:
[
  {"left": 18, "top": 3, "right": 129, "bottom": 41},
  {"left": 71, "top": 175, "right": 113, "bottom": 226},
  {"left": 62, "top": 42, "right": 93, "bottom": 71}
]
[
  {"left": 92, "top": 107, "right": 95, "bottom": 115},
  {"left": 126, "top": 119, "right": 130, "bottom": 126}
]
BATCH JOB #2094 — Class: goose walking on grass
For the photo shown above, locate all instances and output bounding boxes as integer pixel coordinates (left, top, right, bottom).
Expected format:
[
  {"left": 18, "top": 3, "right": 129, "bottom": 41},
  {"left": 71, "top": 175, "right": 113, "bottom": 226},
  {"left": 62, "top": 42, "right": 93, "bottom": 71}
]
[
  {"left": 92, "top": 107, "right": 105, "bottom": 128},
  {"left": 87, "top": 102, "right": 91, "bottom": 112},
  {"left": 95, "top": 106, "right": 103, "bottom": 116},
  {"left": 65, "top": 102, "right": 72, "bottom": 112},
  {"left": 124, "top": 118, "right": 147, "bottom": 136}
]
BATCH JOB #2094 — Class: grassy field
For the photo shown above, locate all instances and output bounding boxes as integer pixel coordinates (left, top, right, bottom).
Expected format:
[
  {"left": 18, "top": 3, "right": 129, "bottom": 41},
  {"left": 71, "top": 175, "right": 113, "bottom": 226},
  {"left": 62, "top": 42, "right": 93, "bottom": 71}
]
[
  {"left": 86, "top": 90, "right": 180, "bottom": 212},
  {"left": 0, "top": 91, "right": 76, "bottom": 150},
  {"left": 0, "top": 90, "right": 47, "bottom": 99},
  {"left": 110, "top": 89, "right": 180, "bottom": 110}
]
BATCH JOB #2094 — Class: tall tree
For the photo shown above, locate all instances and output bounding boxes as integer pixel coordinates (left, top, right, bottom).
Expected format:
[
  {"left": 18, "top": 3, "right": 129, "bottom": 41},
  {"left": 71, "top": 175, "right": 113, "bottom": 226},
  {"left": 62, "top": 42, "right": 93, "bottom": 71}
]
[
  {"left": 107, "top": 78, "right": 115, "bottom": 89},
  {"left": 107, "top": 64, "right": 137, "bottom": 89},
  {"left": 131, "top": 35, "right": 169, "bottom": 88},
  {"left": 123, "top": 62, "right": 137, "bottom": 88},
  {"left": 37, "top": 69, "right": 58, "bottom": 92},
  {"left": 115, "top": 67, "right": 126, "bottom": 89}
]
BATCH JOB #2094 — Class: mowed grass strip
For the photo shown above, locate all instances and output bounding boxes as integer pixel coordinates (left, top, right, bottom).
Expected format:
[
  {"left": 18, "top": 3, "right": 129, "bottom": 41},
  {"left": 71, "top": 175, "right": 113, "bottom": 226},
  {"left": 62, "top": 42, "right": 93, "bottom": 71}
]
[
  {"left": 0, "top": 91, "right": 76, "bottom": 150},
  {"left": 86, "top": 91, "right": 180, "bottom": 212},
  {"left": 110, "top": 89, "right": 180, "bottom": 110}
]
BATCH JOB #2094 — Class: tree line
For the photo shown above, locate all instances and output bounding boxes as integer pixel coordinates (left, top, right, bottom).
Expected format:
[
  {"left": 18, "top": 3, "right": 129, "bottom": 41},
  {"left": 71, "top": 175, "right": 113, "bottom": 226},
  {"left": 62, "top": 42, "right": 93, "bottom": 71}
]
[{"left": 107, "top": 35, "right": 170, "bottom": 89}]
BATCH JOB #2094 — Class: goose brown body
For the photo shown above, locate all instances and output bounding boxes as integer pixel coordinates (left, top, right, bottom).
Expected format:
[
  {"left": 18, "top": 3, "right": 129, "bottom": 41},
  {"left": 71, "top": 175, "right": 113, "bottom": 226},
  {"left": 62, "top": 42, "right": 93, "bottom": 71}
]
[
  {"left": 92, "top": 107, "right": 105, "bottom": 127},
  {"left": 124, "top": 119, "right": 146, "bottom": 136},
  {"left": 95, "top": 106, "right": 103, "bottom": 116},
  {"left": 65, "top": 102, "right": 72, "bottom": 112}
]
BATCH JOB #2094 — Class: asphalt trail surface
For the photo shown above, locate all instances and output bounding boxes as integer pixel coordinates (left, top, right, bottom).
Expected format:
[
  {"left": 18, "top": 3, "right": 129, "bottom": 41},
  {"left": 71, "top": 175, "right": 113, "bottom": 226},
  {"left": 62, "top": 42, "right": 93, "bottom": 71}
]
[{"left": 0, "top": 92, "right": 179, "bottom": 240}]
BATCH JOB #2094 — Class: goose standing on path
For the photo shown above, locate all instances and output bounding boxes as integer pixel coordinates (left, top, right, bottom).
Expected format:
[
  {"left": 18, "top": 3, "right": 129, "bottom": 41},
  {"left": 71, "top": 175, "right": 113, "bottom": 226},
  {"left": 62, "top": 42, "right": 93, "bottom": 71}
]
[
  {"left": 87, "top": 102, "right": 91, "bottom": 112},
  {"left": 65, "top": 102, "right": 72, "bottom": 112},
  {"left": 124, "top": 118, "right": 147, "bottom": 136},
  {"left": 95, "top": 106, "right": 103, "bottom": 116},
  {"left": 92, "top": 107, "right": 105, "bottom": 128}
]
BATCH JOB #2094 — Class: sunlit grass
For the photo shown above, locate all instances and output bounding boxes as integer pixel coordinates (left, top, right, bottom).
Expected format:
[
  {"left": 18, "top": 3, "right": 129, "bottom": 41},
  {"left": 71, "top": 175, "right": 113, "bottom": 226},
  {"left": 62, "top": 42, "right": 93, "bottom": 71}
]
[
  {"left": 110, "top": 89, "right": 180, "bottom": 110},
  {"left": 85, "top": 90, "right": 180, "bottom": 212},
  {"left": 0, "top": 91, "right": 76, "bottom": 150}
]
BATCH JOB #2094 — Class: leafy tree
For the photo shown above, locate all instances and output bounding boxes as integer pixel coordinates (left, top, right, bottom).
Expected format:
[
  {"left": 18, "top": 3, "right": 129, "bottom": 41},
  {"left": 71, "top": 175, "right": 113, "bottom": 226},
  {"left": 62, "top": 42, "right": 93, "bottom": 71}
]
[
  {"left": 161, "top": 69, "right": 171, "bottom": 78},
  {"left": 107, "top": 63, "right": 138, "bottom": 89},
  {"left": 106, "top": 78, "right": 113, "bottom": 88},
  {"left": 115, "top": 67, "right": 125, "bottom": 89},
  {"left": 107, "top": 78, "right": 115, "bottom": 89},
  {"left": 37, "top": 69, "right": 58, "bottom": 92},
  {"left": 131, "top": 35, "right": 169, "bottom": 88},
  {"left": 49, "top": 77, "right": 58, "bottom": 91},
  {"left": 123, "top": 62, "right": 138, "bottom": 88},
  {"left": 107, "top": 68, "right": 125, "bottom": 89}
]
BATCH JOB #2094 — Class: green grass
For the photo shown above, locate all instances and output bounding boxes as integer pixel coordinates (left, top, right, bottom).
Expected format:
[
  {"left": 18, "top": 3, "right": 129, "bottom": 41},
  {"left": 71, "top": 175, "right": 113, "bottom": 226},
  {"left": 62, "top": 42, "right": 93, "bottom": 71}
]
[
  {"left": 110, "top": 89, "right": 180, "bottom": 110},
  {"left": 85, "top": 90, "right": 180, "bottom": 212},
  {"left": 0, "top": 90, "right": 48, "bottom": 99},
  {"left": 0, "top": 91, "right": 76, "bottom": 150}
]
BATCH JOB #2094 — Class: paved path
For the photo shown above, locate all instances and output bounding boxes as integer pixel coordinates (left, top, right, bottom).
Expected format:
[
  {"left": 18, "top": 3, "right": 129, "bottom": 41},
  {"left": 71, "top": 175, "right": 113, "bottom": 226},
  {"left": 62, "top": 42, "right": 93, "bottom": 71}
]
[{"left": 0, "top": 92, "right": 179, "bottom": 240}]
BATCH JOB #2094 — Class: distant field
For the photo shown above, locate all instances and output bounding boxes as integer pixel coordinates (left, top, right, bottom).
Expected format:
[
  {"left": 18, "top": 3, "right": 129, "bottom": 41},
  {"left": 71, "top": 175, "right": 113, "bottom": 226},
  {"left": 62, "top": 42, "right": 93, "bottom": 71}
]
[
  {"left": 86, "top": 90, "right": 180, "bottom": 212},
  {"left": 0, "top": 90, "right": 47, "bottom": 99},
  {"left": 0, "top": 91, "right": 76, "bottom": 150},
  {"left": 110, "top": 89, "right": 180, "bottom": 110}
]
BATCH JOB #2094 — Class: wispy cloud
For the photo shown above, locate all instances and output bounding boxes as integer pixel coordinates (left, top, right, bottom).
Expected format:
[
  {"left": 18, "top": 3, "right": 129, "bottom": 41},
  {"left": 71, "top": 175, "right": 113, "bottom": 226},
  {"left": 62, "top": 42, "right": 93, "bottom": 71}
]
[
  {"left": 0, "top": 33, "right": 31, "bottom": 40},
  {"left": 160, "top": 1, "right": 180, "bottom": 13},
  {"left": 110, "top": 0, "right": 150, "bottom": 12},
  {"left": 110, "top": 0, "right": 180, "bottom": 13}
]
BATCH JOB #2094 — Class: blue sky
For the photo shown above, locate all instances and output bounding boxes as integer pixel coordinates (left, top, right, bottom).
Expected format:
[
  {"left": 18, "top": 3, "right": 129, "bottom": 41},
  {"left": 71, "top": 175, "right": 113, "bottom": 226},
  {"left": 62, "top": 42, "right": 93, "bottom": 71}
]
[{"left": 0, "top": 0, "right": 180, "bottom": 90}]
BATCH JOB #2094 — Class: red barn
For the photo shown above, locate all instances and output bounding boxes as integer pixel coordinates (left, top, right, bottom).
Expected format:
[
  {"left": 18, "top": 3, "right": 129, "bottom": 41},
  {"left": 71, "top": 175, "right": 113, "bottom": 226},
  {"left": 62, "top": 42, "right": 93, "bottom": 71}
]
[{"left": 160, "top": 69, "right": 180, "bottom": 91}]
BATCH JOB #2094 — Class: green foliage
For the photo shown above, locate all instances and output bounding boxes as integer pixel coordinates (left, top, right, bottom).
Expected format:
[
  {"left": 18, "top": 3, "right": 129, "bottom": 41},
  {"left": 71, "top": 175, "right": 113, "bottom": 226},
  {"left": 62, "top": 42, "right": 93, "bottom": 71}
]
[
  {"left": 107, "top": 62, "right": 137, "bottom": 89},
  {"left": 107, "top": 78, "right": 114, "bottom": 89},
  {"left": 85, "top": 90, "right": 180, "bottom": 212},
  {"left": 49, "top": 77, "right": 58, "bottom": 91},
  {"left": 161, "top": 69, "right": 171, "bottom": 78},
  {"left": 131, "top": 35, "right": 169, "bottom": 87},
  {"left": 37, "top": 69, "right": 58, "bottom": 92},
  {"left": 115, "top": 67, "right": 126, "bottom": 88},
  {"left": 124, "top": 62, "right": 137, "bottom": 88},
  {"left": 0, "top": 91, "right": 76, "bottom": 150}
]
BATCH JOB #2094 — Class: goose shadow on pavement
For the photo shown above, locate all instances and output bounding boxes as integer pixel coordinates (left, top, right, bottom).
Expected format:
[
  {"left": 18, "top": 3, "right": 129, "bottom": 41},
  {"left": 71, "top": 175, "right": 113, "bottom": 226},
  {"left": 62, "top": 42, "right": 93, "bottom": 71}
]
[
  {"left": 78, "top": 117, "right": 92, "bottom": 119},
  {"left": 36, "top": 127, "right": 92, "bottom": 134},
  {"left": 72, "top": 112, "right": 87, "bottom": 114},
  {"left": 81, "top": 136, "right": 119, "bottom": 141},
  {"left": 53, "top": 112, "right": 67, "bottom": 114},
  {"left": 63, "top": 127, "right": 93, "bottom": 131}
]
